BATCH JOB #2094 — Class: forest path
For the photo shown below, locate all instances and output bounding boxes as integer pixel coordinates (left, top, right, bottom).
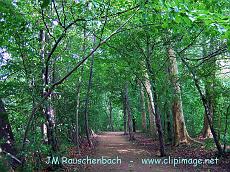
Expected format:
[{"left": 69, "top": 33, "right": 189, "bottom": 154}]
[{"left": 83, "top": 132, "right": 176, "bottom": 172}]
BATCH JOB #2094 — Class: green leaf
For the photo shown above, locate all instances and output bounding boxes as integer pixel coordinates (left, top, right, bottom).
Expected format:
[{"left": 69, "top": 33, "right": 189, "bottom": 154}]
[{"left": 41, "top": 0, "right": 50, "bottom": 8}]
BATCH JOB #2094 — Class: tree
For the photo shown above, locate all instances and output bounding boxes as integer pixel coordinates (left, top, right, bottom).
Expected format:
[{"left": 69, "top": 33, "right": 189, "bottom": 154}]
[
  {"left": 139, "top": 82, "right": 147, "bottom": 131},
  {"left": 124, "top": 83, "right": 135, "bottom": 141},
  {"left": 143, "top": 74, "right": 157, "bottom": 137},
  {"left": 168, "top": 47, "right": 191, "bottom": 145},
  {"left": 0, "top": 99, "right": 21, "bottom": 168}
]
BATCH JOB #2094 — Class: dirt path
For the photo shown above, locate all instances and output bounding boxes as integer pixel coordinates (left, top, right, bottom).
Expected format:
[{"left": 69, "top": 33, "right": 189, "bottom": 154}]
[{"left": 82, "top": 132, "right": 177, "bottom": 172}]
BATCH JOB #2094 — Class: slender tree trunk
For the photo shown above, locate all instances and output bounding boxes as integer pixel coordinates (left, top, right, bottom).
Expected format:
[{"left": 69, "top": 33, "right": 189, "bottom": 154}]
[
  {"left": 0, "top": 99, "right": 21, "bottom": 168},
  {"left": 139, "top": 83, "right": 147, "bottom": 131},
  {"left": 163, "top": 100, "right": 172, "bottom": 143},
  {"left": 144, "top": 74, "right": 156, "bottom": 138},
  {"left": 132, "top": 116, "right": 136, "bottom": 132},
  {"left": 84, "top": 50, "right": 95, "bottom": 147},
  {"left": 75, "top": 66, "right": 84, "bottom": 153},
  {"left": 168, "top": 48, "right": 191, "bottom": 146},
  {"left": 122, "top": 92, "right": 128, "bottom": 135},
  {"left": 223, "top": 104, "right": 229, "bottom": 153},
  {"left": 202, "top": 114, "right": 212, "bottom": 138},
  {"left": 145, "top": 56, "right": 166, "bottom": 156},
  {"left": 142, "top": 33, "right": 165, "bottom": 156},
  {"left": 201, "top": 42, "right": 214, "bottom": 139},
  {"left": 125, "top": 84, "right": 135, "bottom": 141},
  {"left": 40, "top": 29, "right": 57, "bottom": 151},
  {"left": 74, "top": 25, "right": 87, "bottom": 151},
  {"left": 40, "top": 29, "right": 49, "bottom": 145},
  {"left": 202, "top": 85, "right": 213, "bottom": 138},
  {"left": 109, "top": 100, "right": 114, "bottom": 131},
  {"left": 166, "top": 108, "right": 172, "bottom": 143},
  {"left": 75, "top": 91, "right": 80, "bottom": 153},
  {"left": 181, "top": 57, "right": 223, "bottom": 155}
]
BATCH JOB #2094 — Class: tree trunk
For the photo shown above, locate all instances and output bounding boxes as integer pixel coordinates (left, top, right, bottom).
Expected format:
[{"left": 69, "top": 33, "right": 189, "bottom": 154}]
[
  {"left": 109, "top": 100, "right": 114, "bottom": 131},
  {"left": 145, "top": 64, "right": 166, "bottom": 156},
  {"left": 0, "top": 99, "right": 21, "bottom": 168},
  {"left": 164, "top": 101, "right": 172, "bottom": 143},
  {"left": 139, "top": 83, "right": 147, "bottom": 131},
  {"left": 201, "top": 83, "right": 213, "bottom": 138},
  {"left": 223, "top": 104, "right": 229, "bottom": 153},
  {"left": 84, "top": 53, "right": 95, "bottom": 147},
  {"left": 144, "top": 74, "right": 156, "bottom": 138},
  {"left": 202, "top": 114, "right": 212, "bottom": 138},
  {"left": 181, "top": 57, "right": 223, "bottom": 155},
  {"left": 132, "top": 116, "right": 136, "bottom": 132},
  {"left": 75, "top": 66, "right": 84, "bottom": 153},
  {"left": 125, "top": 84, "right": 135, "bottom": 141},
  {"left": 144, "top": 35, "right": 166, "bottom": 156},
  {"left": 168, "top": 48, "right": 191, "bottom": 146},
  {"left": 201, "top": 42, "right": 214, "bottom": 139},
  {"left": 122, "top": 91, "right": 128, "bottom": 135},
  {"left": 40, "top": 29, "right": 58, "bottom": 151}
]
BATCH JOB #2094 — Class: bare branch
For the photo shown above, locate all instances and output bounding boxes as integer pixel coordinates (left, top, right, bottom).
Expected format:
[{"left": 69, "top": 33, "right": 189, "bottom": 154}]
[
  {"left": 41, "top": 9, "right": 56, "bottom": 41},
  {"left": 52, "top": 0, "right": 65, "bottom": 28}
]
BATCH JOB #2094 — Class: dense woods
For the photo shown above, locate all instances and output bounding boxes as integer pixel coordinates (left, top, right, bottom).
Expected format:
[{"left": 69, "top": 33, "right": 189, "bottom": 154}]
[{"left": 0, "top": 0, "right": 229, "bottom": 171}]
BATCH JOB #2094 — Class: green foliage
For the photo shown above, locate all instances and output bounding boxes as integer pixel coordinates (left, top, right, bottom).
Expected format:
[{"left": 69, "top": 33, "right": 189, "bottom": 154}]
[
  {"left": 0, "top": 0, "right": 229, "bottom": 170},
  {"left": 0, "top": 157, "right": 10, "bottom": 172},
  {"left": 41, "top": 0, "right": 51, "bottom": 8}
]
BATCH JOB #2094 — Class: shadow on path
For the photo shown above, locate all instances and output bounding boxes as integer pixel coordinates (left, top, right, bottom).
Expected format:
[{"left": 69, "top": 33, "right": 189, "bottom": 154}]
[{"left": 82, "top": 132, "right": 177, "bottom": 172}]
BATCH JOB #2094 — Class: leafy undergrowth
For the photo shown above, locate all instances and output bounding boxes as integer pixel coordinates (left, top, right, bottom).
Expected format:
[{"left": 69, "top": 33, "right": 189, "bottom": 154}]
[{"left": 134, "top": 132, "right": 230, "bottom": 171}]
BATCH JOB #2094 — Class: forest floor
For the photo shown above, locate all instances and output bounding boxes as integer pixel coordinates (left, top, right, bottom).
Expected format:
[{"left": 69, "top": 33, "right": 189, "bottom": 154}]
[
  {"left": 64, "top": 132, "right": 229, "bottom": 172},
  {"left": 79, "top": 132, "right": 176, "bottom": 172}
]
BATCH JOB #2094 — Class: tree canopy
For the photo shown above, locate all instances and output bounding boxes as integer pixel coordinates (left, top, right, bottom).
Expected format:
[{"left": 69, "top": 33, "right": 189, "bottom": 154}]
[{"left": 0, "top": 0, "right": 229, "bottom": 171}]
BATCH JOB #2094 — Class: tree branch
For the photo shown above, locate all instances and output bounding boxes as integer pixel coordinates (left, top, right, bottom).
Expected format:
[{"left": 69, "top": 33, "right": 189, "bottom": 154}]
[
  {"left": 21, "top": 10, "right": 137, "bottom": 151},
  {"left": 52, "top": 0, "right": 65, "bottom": 28},
  {"left": 178, "top": 29, "right": 204, "bottom": 54}
]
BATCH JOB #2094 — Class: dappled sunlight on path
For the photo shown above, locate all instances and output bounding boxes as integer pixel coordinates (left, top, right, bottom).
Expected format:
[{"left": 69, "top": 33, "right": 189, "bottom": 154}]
[{"left": 82, "top": 132, "right": 176, "bottom": 172}]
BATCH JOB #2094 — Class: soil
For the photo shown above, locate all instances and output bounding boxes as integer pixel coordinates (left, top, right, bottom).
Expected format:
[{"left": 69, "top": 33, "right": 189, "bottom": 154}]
[
  {"left": 63, "top": 132, "right": 229, "bottom": 172},
  {"left": 80, "top": 132, "right": 177, "bottom": 172}
]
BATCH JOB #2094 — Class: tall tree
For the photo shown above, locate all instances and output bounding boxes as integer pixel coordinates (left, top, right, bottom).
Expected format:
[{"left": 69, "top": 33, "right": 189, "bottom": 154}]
[
  {"left": 143, "top": 74, "right": 157, "bottom": 137},
  {"left": 201, "top": 39, "right": 215, "bottom": 138},
  {"left": 122, "top": 91, "right": 128, "bottom": 135},
  {"left": 168, "top": 47, "right": 191, "bottom": 145},
  {"left": 124, "top": 83, "right": 135, "bottom": 141},
  {"left": 108, "top": 99, "right": 114, "bottom": 131},
  {"left": 75, "top": 66, "right": 84, "bottom": 153},
  {"left": 181, "top": 57, "right": 223, "bottom": 155},
  {"left": 145, "top": 60, "right": 166, "bottom": 156},
  {"left": 139, "top": 83, "right": 147, "bottom": 131},
  {"left": 84, "top": 50, "right": 95, "bottom": 147}
]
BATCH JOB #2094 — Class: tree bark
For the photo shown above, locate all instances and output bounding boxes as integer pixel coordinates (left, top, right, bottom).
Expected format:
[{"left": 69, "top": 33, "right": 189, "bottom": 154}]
[
  {"left": 109, "top": 100, "right": 114, "bottom": 131},
  {"left": 144, "top": 35, "right": 165, "bottom": 156},
  {"left": 139, "top": 83, "right": 147, "bottom": 131},
  {"left": 201, "top": 85, "right": 213, "bottom": 138},
  {"left": 125, "top": 83, "right": 135, "bottom": 141},
  {"left": 168, "top": 48, "right": 191, "bottom": 146},
  {"left": 122, "top": 91, "right": 128, "bottom": 135},
  {"left": 164, "top": 101, "right": 172, "bottom": 143},
  {"left": 75, "top": 66, "right": 84, "bottom": 153},
  {"left": 40, "top": 29, "right": 58, "bottom": 151},
  {"left": 84, "top": 51, "right": 95, "bottom": 147},
  {"left": 181, "top": 57, "right": 223, "bottom": 155},
  {"left": 144, "top": 73, "right": 156, "bottom": 138},
  {"left": 201, "top": 41, "right": 214, "bottom": 139},
  {"left": 145, "top": 63, "right": 166, "bottom": 156},
  {"left": 0, "top": 99, "right": 21, "bottom": 168}
]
